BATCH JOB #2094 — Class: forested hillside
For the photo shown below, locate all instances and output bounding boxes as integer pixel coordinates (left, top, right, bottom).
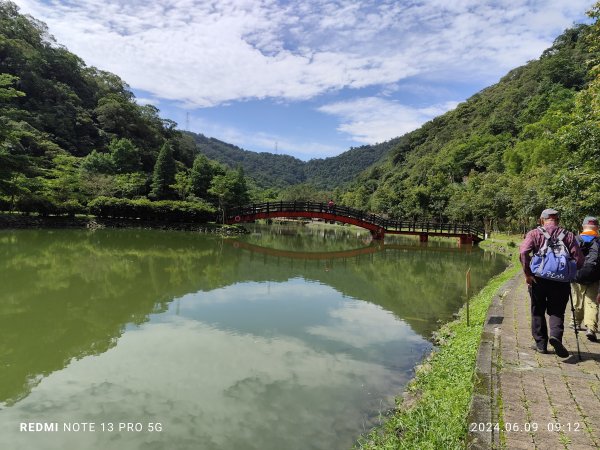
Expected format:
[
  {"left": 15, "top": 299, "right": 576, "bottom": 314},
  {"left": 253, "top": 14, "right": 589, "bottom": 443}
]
[
  {"left": 190, "top": 133, "right": 306, "bottom": 188},
  {"left": 0, "top": 1, "right": 249, "bottom": 220},
  {"left": 304, "top": 139, "right": 400, "bottom": 189},
  {"left": 190, "top": 132, "right": 395, "bottom": 190},
  {"left": 340, "top": 8, "right": 600, "bottom": 232}
]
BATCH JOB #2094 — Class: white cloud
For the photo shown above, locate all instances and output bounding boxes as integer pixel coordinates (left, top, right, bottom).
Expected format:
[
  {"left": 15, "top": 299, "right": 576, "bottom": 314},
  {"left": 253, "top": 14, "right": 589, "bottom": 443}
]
[
  {"left": 318, "top": 97, "right": 459, "bottom": 143},
  {"left": 306, "top": 300, "right": 421, "bottom": 349},
  {"left": 12, "top": 0, "right": 593, "bottom": 107},
  {"left": 190, "top": 116, "right": 345, "bottom": 159},
  {"left": 134, "top": 97, "right": 159, "bottom": 106}
]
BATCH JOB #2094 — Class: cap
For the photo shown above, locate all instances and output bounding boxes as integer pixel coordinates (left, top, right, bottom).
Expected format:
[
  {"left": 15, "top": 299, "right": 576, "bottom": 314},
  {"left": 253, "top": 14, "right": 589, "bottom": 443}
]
[
  {"left": 540, "top": 208, "right": 559, "bottom": 219},
  {"left": 582, "top": 216, "right": 599, "bottom": 226}
]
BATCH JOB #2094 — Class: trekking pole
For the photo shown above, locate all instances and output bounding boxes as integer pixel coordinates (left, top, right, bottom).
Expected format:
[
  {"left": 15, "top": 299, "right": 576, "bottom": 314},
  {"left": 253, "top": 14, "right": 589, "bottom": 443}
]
[{"left": 569, "top": 288, "right": 582, "bottom": 361}]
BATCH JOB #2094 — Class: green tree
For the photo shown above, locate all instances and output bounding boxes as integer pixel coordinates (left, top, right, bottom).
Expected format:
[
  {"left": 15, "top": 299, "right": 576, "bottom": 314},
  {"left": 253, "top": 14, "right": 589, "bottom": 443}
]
[
  {"left": 172, "top": 170, "right": 192, "bottom": 200},
  {"left": 0, "top": 74, "right": 25, "bottom": 101},
  {"left": 278, "top": 183, "right": 326, "bottom": 202},
  {"left": 208, "top": 172, "right": 238, "bottom": 222},
  {"left": 231, "top": 166, "right": 250, "bottom": 205},
  {"left": 44, "top": 154, "right": 84, "bottom": 204},
  {"left": 81, "top": 150, "right": 115, "bottom": 174},
  {"left": 150, "top": 141, "right": 176, "bottom": 199},
  {"left": 190, "top": 154, "right": 214, "bottom": 199},
  {"left": 109, "top": 138, "right": 141, "bottom": 173},
  {"left": 80, "top": 173, "right": 118, "bottom": 199},
  {"left": 114, "top": 172, "right": 148, "bottom": 198},
  {"left": 172, "top": 133, "right": 197, "bottom": 167}
]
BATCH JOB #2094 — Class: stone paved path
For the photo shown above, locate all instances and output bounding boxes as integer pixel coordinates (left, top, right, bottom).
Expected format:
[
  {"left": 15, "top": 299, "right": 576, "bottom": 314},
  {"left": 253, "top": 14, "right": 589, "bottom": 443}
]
[{"left": 487, "top": 275, "right": 600, "bottom": 449}]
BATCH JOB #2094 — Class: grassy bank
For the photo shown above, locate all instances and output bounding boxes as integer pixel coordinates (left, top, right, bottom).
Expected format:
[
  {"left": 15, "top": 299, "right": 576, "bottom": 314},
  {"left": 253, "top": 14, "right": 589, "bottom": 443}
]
[{"left": 357, "top": 235, "right": 521, "bottom": 450}]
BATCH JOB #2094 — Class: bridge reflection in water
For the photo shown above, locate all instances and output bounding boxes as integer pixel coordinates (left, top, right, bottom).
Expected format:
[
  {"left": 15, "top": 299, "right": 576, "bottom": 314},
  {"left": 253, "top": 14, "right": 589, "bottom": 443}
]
[
  {"left": 226, "top": 239, "right": 475, "bottom": 261},
  {"left": 224, "top": 230, "right": 502, "bottom": 329}
]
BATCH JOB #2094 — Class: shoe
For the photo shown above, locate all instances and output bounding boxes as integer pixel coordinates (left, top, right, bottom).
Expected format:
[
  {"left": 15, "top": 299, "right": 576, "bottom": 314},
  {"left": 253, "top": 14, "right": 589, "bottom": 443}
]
[
  {"left": 569, "top": 323, "right": 586, "bottom": 331},
  {"left": 532, "top": 342, "right": 547, "bottom": 354},
  {"left": 586, "top": 328, "right": 597, "bottom": 342},
  {"left": 549, "top": 336, "right": 570, "bottom": 358}
]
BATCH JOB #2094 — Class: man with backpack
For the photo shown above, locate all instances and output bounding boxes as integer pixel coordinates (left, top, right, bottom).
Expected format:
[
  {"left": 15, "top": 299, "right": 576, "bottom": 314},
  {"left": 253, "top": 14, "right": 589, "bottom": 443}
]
[
  {"left": 520, "top": 208, "right": 584, "bottom": 357},
  {"left": 571, "top": 216, "right": 600, "bottom": 342}
]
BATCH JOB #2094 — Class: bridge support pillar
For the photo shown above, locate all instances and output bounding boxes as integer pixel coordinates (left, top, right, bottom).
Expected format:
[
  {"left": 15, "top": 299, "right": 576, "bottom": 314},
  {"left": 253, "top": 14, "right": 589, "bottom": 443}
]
[
  {"left": 419, "top": 233, "right": 428, "bottom": 243},
  {"left": 459, "top": 236, "right": 474, "bottom": 246},
  {"left": 370, "top": 229, "right": 385, "bottom": 240}
]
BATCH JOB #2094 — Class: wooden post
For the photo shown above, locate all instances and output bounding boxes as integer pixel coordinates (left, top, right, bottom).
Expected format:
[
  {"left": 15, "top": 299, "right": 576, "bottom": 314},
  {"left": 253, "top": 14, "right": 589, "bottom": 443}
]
[{"left": 466, "top": 267, "right": 471, "bottom": 326}]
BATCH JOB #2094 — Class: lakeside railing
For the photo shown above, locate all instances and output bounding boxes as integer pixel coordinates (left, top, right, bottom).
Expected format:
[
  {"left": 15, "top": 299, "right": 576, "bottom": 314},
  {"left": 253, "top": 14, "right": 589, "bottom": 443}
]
[{"left": 227, "top": 201, "right": 485, "bottom": 241}]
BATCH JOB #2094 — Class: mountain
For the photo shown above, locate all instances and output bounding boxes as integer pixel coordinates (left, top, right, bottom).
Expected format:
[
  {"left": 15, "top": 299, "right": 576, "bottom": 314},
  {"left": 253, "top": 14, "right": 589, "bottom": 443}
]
[
  {"left": 304, "top": 139, "right": 400, "bottom": 189},
  {"left": 189, "top": 133, "right": 306, "bottom": 188},
  {"left": 190, "top": 131, "right": 396, "bottom": 190}
]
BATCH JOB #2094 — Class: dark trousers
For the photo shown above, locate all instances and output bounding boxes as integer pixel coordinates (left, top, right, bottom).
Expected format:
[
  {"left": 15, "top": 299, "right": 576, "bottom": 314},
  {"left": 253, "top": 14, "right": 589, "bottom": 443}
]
[{"left": 529, "top": 277, "right": 571, "bottom": 344}]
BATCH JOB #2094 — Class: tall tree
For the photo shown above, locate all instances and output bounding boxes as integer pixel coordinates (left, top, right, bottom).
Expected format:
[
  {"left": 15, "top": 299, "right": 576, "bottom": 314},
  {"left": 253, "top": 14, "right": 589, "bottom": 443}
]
[
  {"left": 231, "top": 166, "right": 250, "bottom": 205},
  {"left": 150, "top": 141, "right": 176, "bottom": 199},
  {"left": 208, "top": 173, "right": 236, "bottom": 222},
  {"left": 189, "top": 154, "right": 214, "bottom": 199}
]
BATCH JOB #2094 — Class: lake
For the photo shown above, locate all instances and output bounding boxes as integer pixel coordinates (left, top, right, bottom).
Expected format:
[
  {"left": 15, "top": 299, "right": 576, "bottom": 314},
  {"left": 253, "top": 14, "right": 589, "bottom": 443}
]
[{"left": 0, "top": 224, "right": 506, "bottom": 450}]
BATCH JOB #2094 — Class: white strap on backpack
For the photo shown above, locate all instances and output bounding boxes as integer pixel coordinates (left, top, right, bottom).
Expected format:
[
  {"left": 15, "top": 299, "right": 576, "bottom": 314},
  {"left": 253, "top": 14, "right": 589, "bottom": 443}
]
[{"left": 536, "top": 226, "right": 566, "bottom": 257}]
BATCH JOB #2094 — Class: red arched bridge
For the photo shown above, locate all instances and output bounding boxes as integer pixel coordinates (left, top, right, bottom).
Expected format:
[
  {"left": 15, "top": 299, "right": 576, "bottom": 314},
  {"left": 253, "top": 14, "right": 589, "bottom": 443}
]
[{"left": 226, "top": 201, "right": 485, "bottom": 244}]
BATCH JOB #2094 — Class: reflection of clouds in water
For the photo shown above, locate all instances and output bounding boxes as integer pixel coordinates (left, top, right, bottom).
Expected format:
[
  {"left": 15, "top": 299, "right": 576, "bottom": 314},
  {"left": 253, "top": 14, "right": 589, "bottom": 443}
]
[
  {"left": 0, "top": 318, "right": 400, "bottom": 450},
  {"left": 177, "top": 278, "right": 332, "bottom": 307},
  {"left": 306, "top": 300, "right": 423, "bottom": 349}
]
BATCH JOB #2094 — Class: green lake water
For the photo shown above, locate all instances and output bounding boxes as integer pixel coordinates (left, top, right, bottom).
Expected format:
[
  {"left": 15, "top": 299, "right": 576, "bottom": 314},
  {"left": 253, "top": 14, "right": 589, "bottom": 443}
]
[{"left": 0, "top": 224, "right": 506, "bottom": 450}]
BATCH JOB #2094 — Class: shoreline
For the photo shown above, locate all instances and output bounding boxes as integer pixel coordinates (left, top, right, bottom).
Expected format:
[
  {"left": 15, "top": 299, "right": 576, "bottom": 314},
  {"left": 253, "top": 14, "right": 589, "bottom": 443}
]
[
  {"left": 356, "top": 234, "right": 520, "bottom": 449},
  {"left": 0, "top": 213, "right": 248, "bottom": 234}
]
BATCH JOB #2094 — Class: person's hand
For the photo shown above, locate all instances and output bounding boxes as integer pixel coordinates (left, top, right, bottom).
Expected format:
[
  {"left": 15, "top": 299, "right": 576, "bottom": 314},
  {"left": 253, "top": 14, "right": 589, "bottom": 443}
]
[{"left": 525, "top": 274, "right": 536, "bottom": 286}]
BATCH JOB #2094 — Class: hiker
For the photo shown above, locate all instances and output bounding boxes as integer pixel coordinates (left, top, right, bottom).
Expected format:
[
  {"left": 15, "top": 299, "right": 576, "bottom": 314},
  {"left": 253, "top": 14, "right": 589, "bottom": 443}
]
[
  {"left": 327, "top": 199, "right": 335, "bottom": 213},
  {"left": 571, "top": 216, "right": 600, "bottom": 341},
  {"left": 519, "top": 208, "right": 584, "bottom": 357}
]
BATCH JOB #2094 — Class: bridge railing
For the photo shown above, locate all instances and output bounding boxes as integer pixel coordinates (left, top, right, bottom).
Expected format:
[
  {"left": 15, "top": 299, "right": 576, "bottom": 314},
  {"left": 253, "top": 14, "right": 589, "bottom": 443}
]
[
  {"left": 227, "top": 201, "right": 485, "bottom": 240},
  {"left": 383, "top": 220, "right": 485, "bottom": 237}
]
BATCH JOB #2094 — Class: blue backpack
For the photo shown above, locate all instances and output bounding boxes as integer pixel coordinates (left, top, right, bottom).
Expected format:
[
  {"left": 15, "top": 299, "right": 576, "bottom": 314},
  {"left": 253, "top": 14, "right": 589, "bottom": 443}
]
[{"left": 529, "top": 226, "right": 577, "bottom": 282}]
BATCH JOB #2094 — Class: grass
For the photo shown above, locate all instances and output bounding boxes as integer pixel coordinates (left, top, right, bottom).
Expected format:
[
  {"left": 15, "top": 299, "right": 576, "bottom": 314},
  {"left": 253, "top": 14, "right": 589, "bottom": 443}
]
[{"left": 356, "top": 234, "right": 522, "bottom": 450}]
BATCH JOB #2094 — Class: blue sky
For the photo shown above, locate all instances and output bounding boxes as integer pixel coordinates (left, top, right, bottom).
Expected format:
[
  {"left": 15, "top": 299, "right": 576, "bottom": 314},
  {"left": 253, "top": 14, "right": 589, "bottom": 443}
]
[{"left": 13, "top": 0, "right": 594, "bottom": 160}]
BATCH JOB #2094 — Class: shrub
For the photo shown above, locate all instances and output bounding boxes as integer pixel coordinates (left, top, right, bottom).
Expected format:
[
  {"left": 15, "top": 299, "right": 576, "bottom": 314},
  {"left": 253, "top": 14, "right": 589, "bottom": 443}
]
[
  {"left": 88, "top": 196, "right": 217, "bottom": 222},
  {"left": 16, "top": 195, "right": 58, "bottom": 216},
  {"left": 57, "top": 199, "right": 85, "bottom": 217}
]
